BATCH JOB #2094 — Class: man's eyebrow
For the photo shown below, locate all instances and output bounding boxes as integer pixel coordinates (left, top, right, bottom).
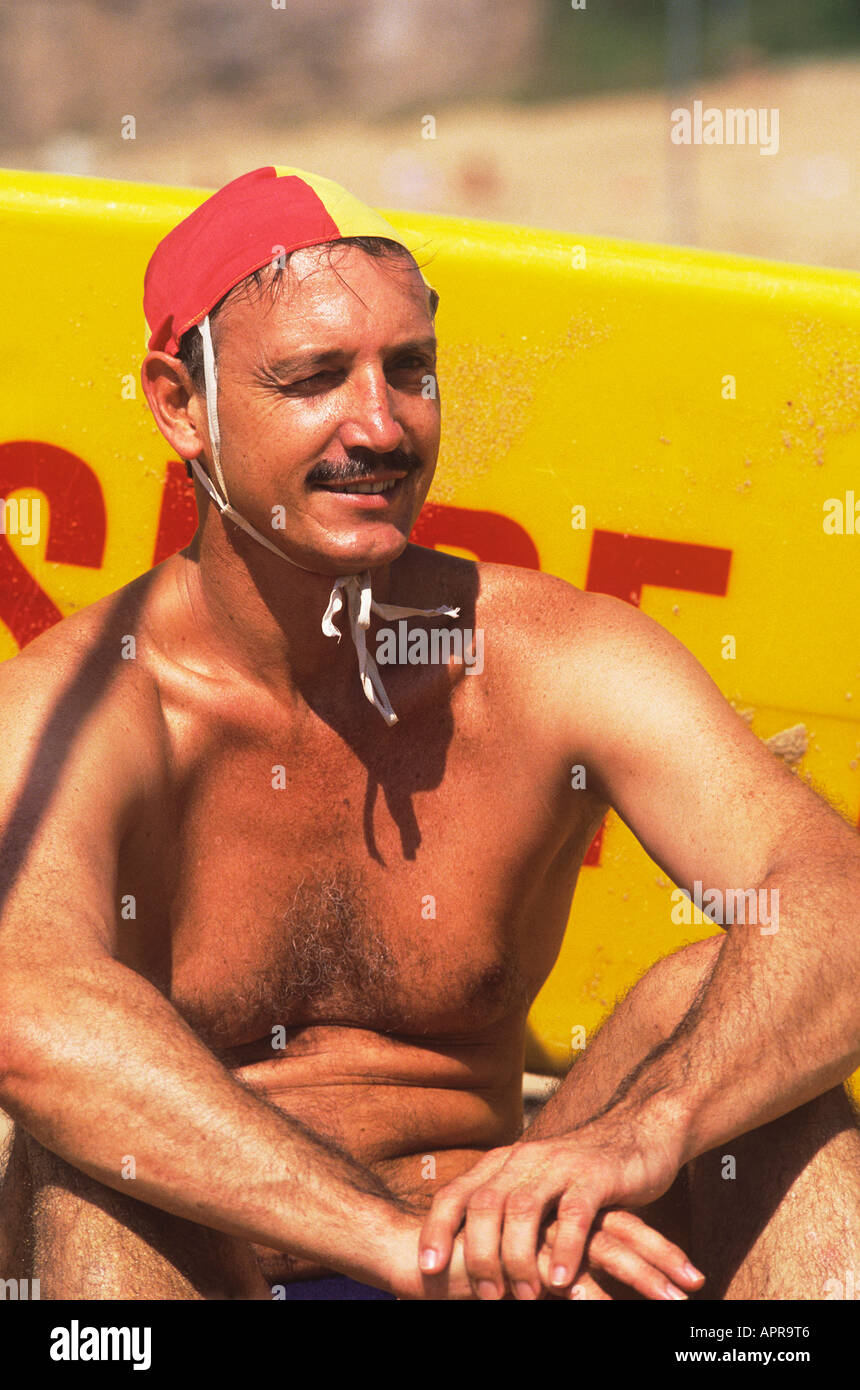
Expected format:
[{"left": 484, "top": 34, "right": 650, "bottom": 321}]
[
  {"left": 262, "top": 338, "right": 437, "bottom": 377},
  {"left": 261, "top": 349, "right": 344, "bottom": 377},
  {"left": 388, "top": 336, "right": 437, "bottom": 357}
]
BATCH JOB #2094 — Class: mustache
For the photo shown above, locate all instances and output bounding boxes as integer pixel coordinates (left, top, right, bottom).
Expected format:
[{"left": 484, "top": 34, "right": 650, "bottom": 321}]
[{"left": 307, "top": 448, "right": 420, "bottom": 485}]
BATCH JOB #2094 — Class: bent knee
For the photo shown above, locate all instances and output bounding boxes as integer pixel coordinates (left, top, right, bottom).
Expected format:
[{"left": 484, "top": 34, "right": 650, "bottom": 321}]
[
  {"left": 634, "top": 933, "right": 723, "bottom": 1012},
  {"left": 654, "top": 933, "right": 724, "bottom": 995}
]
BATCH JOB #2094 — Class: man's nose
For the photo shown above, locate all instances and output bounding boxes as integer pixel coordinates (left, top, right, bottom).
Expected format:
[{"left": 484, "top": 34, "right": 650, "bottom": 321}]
[{"left": 337, "top": 366, "right": 405, "bottom": 455}]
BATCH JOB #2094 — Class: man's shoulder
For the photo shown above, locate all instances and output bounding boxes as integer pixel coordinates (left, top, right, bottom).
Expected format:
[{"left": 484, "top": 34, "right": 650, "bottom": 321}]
[
  {"left": 0, "top": 572, "right": 166, "bottom": 776},
  {"left": 403, "top": 545, "right": 682, "bottom": 706},
  {"left": 403, "top": 546, "right": 583, "bottom": 620},
  {"left": 405, "top": 548, "right": 652, "bottom": 653},
  {"left": 413, "top": 551, "right": 712, "bottom": 730},
  {"left": 473, "top": 563, "right": 689, "bottom": 666}
]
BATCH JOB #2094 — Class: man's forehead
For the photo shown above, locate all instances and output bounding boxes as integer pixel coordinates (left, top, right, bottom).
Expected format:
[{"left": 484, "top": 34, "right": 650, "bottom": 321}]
[{"left": 215, "top": 245, "right": 434, "bottom": 354}]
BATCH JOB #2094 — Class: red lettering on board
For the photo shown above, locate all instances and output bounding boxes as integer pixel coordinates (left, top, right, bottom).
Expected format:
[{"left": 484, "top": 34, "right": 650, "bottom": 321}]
[
  {"left": 582, "top": 529, "right": 733, "bottom": 864},
  {"left": 586, "top": 529, "right": 732, "bottom": 607},
  {"left": 411, "top": 501, "right": 541, "bottom": 569},
  {"left": 0, "top": 442, "right": 106, "bottom": 648},
  {"left": 153, "top": 458, "right": 198, "bottom": 565}
]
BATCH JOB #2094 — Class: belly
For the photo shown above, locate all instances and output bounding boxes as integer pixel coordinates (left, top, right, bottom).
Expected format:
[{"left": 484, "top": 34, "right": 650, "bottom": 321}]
[
  {"left": 232, "top": 1022, "right": 526, "bottom": 1286},
  {"left": 229, "top": 1019, "right": 526, "bottom": 1163}
]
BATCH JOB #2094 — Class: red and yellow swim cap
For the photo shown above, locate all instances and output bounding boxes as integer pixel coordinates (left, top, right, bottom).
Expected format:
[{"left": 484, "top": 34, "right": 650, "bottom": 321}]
[{"left": 144, "top": 164, "right": 417, "bottom": 356}]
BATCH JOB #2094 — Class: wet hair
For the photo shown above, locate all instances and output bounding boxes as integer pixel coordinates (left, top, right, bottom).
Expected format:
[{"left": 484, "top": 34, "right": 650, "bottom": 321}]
[{"left": 176, "top": 234, "right": 438, "bottom": 391}]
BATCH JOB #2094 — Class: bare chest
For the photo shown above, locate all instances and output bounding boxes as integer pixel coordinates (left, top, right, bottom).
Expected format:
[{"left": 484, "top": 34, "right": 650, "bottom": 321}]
[{"left": 119, "top": 697, "right": 596, "bottom": 1052}]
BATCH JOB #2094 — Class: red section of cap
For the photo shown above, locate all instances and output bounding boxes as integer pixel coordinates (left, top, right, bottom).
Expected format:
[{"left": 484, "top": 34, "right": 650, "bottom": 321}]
[{"left": 144, "top": 168, "right": 341, "bottom": 356}]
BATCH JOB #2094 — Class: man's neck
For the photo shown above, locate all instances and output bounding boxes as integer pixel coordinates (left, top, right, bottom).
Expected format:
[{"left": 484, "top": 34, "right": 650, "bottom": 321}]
[{"left": 173, "top": 522, "right": 399, "bottom": 702}]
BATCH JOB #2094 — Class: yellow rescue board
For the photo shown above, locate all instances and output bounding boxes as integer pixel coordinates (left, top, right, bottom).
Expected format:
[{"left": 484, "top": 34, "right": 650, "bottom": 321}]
[{"left": 0, "top": 169, "right": 857, "bottom": 1100}]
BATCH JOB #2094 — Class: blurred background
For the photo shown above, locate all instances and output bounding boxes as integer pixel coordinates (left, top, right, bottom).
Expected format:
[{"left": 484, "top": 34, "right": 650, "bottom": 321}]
[{"left": 0, "top": 0, "right": 857, "bottom": 266}]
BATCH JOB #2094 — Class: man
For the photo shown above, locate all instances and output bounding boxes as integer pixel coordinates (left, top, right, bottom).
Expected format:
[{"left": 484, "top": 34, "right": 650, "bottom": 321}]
[{"left": 0, "top": 166, "right": 857, "bottom": 1301}]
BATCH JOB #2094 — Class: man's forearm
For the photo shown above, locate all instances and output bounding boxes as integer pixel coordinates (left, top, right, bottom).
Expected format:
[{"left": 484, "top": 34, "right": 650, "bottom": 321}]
[{"left": 0, "top": 956, "right": 420, "bottom": 1293}]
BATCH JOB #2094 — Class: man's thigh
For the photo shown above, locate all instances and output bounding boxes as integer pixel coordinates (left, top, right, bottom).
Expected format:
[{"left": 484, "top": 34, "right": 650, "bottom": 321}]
[{"left": 2, "top": 1127, "right": 270, "bottom": 1300}]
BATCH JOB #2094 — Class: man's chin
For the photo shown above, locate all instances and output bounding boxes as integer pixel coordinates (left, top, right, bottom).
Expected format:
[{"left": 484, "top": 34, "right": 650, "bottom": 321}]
[
  {"left": 291, "top": 526, "right": 411, "bottom": 578},
  {"left": 302, "top": 475, "right": 431, "bottom": 571}
]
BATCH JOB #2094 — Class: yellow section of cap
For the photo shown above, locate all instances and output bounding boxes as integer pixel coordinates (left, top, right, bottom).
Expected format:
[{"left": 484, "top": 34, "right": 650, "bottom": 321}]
[
  {"left": 272, "top": 164, "right": 418, "bottom": 251},
  {"left": 271, "top": 165, "right": 434, "bottom": 284}
]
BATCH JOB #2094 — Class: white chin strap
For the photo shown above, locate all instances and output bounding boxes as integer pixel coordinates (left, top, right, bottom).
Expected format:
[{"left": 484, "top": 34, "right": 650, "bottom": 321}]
[{"left": 191, "top": 316, "right": 459, "bottom": 726}]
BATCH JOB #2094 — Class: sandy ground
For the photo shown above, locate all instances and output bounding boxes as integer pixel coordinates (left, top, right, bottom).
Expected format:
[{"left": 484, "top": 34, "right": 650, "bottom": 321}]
[{"left": 12, "top": 57, "right": 859, "bottom": 271}]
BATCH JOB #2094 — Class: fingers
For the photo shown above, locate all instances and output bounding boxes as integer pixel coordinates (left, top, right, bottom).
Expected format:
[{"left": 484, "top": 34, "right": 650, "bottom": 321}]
[
  {"left": 545, "top": 1188, "right": 597, "bottom": 1292},
  {"left": 499, "top": 1188, "right": 550, "bottom": 1300},
  {"left": 586, "top": 1229, "right": 688, "bottom": 1300},
  {"left": 462, "top": 1185, "right": 510, "bottom": 1298},
  {"left": 418, "top": 1147, "right": 514, "bottom": 1276},
  {"left": 544, "top": 1208, "right": 705, "bottom": 1302},
  {"left": 425, "top": 1144, "right": 602, "bottom": 1299},
  {"left": 597, "top": 1209, "right": 705, "bottom": 1294},
  {"left": 418, "top": 1182, "right": 469, "bottom": 1275},
  {"left": 425, "top": 1175, "right": 565, "bottom": 1300},
  {"left": 463, "top": 1151, "right": 587, "bottom": 1299},
  {"left": 465, "top": 1170, "right": 586, "bottom": 1300},
  {"left": 417, "top": 1138, "right": 701, "bottom": 1302},
  {"left": 462, "top": 1183, "right": 553, "bottom": 1300}
]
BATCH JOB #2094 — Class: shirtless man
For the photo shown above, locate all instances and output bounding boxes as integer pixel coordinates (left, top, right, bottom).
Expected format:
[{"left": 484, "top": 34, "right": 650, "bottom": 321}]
[{"left": 0, "top": 167, "right": 857, "bottom": 1301}]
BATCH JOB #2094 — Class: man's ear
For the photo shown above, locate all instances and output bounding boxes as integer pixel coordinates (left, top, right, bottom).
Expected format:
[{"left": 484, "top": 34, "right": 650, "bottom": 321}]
[{"left": 140, "top": 352, "right": 208, "bottom": 461}]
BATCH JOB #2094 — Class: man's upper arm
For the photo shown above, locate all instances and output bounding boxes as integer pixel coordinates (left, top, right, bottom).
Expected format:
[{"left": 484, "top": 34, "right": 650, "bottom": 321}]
[
  {"left": 0, "top": 646, "right": 150, "bottom": 976},
  {"left": 568, "top": 591, "right": 855, "bottom": 897}
]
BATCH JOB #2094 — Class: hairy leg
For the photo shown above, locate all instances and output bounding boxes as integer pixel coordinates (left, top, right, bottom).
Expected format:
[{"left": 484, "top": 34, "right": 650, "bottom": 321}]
[
  {"left": 687, "top": 1087, "right": 860, "bottom": 1300},
  {"left": 1, "top": 1127, "right": 271, "bottom": 1300},
  {"left": 528, "top": 935, "right": 727, "bottom": 1139}
]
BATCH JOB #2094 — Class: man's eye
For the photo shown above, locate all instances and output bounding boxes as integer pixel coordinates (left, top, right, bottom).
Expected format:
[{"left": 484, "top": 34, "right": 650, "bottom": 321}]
[
  {"left": 286, "top": 371, "right": 340, "bottom": 392},
  {"left": 390, "top": 357, "right": 433, "bottom": 377}
]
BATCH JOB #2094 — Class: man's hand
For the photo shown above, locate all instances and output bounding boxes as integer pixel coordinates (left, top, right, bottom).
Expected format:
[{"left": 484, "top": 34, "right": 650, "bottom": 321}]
[{"left": 417, "top": 1118, "right": 703, "bottom": 1300}]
